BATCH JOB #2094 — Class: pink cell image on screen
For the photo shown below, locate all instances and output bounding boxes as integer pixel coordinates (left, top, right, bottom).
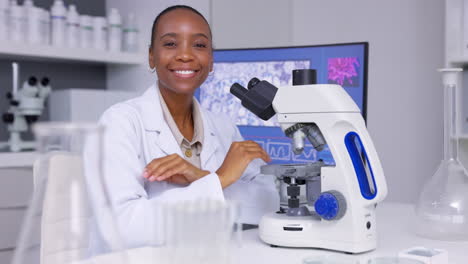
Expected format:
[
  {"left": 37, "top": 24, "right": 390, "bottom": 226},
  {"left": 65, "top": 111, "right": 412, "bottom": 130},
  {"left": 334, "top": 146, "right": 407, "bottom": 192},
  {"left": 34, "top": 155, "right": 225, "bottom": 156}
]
[{"left": 328, "top": 57, "right": 360, "bottom": 87}]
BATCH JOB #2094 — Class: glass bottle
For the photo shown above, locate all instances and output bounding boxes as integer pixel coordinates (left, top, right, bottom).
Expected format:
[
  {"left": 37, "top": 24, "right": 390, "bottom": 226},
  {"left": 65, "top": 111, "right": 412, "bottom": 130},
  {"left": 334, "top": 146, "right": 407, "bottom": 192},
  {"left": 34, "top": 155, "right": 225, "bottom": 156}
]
[{"left": 415, "top": 68, "right": 468, "bottom": 240}]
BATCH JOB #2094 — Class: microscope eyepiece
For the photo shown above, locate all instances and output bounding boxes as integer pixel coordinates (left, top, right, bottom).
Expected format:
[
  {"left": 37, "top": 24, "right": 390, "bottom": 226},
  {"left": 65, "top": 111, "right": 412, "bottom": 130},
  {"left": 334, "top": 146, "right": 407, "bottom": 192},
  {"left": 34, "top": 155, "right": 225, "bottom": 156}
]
[
  {"left": 230, "top": 83, "right": 248, "bottom": 101},
  {"left": 41, "top": 77, "right": 50, "bottom": 86},
  {"left": 230, "top": 78, "right": 278, "bottom": 121},
  {"left": 28, "top": 76, "right": 38, "bottom": 86},
  {"left": 292, "top": 69, "right": 317, "bottom": 86},
  {"left": 247, "top": 77, "right": 260, "bottom": 89}
]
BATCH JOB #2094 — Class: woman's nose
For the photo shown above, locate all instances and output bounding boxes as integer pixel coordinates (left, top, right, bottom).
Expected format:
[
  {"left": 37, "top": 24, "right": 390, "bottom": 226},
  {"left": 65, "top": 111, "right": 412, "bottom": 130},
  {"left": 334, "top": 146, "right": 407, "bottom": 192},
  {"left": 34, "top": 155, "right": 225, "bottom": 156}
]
[{"left": 175, "top": 44, "right": 194, "bottom": 62}]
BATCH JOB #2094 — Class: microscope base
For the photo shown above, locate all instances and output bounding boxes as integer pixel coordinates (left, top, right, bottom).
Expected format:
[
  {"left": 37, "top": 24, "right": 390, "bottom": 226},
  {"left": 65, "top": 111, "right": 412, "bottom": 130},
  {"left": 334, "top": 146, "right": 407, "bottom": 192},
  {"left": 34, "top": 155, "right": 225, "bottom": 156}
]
[{"left": 259, "top": 212, "right": 376, "bottom": 254}]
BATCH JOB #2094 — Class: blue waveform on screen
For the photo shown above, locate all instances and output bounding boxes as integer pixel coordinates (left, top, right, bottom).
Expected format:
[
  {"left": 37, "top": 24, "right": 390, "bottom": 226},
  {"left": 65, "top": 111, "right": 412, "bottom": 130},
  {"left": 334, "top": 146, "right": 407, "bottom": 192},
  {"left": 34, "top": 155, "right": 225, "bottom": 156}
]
[
  {"left": 293, "top": 145, "right": 317, "bottom": 163},
  {"left": 266, "top": 142, "right": 291, "bottom": 161},
  {"left": 240, "top": 126, "right": 335, "bottom": 165}
]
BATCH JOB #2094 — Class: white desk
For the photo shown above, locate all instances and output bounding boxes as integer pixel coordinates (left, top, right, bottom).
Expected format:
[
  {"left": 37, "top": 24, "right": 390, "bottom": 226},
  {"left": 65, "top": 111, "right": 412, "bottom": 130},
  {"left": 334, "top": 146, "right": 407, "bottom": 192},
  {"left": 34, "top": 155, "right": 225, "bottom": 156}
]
[
  {"left": 227, "top": 203, "right": 468, "bottom": 264},
  {"left": 88, "top": 203, "right": 468, "bottom": 264}
]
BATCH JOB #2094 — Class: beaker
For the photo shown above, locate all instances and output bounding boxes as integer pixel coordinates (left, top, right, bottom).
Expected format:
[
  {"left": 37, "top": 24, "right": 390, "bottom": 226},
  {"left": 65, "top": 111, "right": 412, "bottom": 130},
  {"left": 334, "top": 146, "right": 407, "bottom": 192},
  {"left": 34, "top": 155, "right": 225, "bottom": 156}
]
[
  {"left": 415, "top": 69, "right": 468, "bottom": 240},
  {"left": 163, "top": 199, "right": 242, "bottom": 264},
  {"left": 11, "top": 122, "right": 127, "bottom": 264}
]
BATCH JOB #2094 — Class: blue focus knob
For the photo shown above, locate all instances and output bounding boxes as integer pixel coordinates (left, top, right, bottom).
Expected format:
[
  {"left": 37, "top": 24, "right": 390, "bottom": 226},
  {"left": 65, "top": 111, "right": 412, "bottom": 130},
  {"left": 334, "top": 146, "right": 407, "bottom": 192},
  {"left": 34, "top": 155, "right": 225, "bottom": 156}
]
[{"left": 314, "top": 191, "right": 346, "bottom": 221}]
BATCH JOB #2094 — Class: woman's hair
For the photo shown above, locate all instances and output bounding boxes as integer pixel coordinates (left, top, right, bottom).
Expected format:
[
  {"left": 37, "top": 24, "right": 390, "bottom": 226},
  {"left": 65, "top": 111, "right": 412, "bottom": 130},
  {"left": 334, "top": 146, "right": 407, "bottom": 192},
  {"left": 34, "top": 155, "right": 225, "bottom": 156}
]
[{"left": 149, "top": 5, "right": 212, "bottom": 49}]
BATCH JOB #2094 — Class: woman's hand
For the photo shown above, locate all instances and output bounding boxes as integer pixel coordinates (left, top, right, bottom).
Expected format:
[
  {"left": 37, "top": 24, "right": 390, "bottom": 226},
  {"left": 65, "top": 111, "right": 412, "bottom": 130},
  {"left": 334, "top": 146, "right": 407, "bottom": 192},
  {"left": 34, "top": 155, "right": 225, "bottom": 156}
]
[
  {"left": 143, "top": 154, "right": 210, "bottom": 185},
  {"left": 216, "top": 140, "right": 271, "bottom": 188}
]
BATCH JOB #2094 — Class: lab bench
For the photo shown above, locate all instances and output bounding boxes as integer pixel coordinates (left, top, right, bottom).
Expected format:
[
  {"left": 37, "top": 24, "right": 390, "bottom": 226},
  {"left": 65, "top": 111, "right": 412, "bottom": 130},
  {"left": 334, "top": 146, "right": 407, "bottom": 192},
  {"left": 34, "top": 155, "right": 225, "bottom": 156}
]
[{"left": 93, "top": 203, "right": 468, "bottom": 264}]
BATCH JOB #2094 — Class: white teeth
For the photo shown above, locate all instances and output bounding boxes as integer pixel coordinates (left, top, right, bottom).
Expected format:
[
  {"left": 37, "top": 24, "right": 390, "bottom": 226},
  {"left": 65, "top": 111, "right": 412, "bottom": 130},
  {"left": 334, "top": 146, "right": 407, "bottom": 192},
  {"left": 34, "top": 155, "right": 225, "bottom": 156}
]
[{"left": 175, "top": 70, "right": 195, "bottom": 75}]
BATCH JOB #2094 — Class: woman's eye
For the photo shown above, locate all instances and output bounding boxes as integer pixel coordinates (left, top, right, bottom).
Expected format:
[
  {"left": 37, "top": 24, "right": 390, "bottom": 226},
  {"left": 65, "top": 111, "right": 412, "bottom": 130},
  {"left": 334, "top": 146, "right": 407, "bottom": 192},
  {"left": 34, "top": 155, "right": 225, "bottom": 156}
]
[
  {"left": 194, "top": 43, "right": 207, "bottom": 48},
  {"left": 163, "top": 42, "right": 176, "bottom": 47}
]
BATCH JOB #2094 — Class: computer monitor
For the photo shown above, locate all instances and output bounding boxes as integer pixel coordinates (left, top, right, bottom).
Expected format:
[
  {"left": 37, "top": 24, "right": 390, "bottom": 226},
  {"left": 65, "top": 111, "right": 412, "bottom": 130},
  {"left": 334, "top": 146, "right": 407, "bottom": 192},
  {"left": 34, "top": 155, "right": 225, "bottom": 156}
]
[{"left": 197, "top": 42, "right": 368, "bottom": 164}]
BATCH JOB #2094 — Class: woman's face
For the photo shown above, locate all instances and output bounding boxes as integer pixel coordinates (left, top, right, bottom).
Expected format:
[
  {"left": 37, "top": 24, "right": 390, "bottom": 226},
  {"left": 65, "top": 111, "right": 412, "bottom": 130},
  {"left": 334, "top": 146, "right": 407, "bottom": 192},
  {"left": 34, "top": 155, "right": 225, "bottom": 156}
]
[{"left": 149, "top": 9, "right": 213, "bottom": 95}]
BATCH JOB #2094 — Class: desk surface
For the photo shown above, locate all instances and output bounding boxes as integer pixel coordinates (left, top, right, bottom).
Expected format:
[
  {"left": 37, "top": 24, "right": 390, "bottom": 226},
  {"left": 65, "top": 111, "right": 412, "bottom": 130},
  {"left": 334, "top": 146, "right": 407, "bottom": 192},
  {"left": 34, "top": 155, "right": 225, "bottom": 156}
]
[
  {"left": 85, "top": 203, "right": 468, "bottom": 264},
  {"left": 228, "top": 202, "right": 468, "bottom": 264}
]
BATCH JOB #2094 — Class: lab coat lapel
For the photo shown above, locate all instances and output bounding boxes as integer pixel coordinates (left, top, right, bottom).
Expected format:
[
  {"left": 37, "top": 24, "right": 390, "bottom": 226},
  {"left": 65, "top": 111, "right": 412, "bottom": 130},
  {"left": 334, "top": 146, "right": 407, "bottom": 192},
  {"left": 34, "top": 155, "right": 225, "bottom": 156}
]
[
  {"left": 140, "top": 84, "right": 182, "bottom": 157},
  {"left": 200, "top": 107, "right": 220, "bottom": 171}
]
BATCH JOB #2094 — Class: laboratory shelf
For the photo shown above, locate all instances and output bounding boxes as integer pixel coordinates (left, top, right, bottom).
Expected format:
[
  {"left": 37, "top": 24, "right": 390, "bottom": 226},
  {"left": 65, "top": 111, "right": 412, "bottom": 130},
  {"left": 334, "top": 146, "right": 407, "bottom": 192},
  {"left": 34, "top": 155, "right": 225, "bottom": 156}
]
[
  {"left": 0, "top": 151, "right": 38, "bottom": 168},
  {"left": 447, "top": 56, "right": 468, "bottom": 67},
  {"left": 0, "top": 42, "right": 146, "bottom": 65}
]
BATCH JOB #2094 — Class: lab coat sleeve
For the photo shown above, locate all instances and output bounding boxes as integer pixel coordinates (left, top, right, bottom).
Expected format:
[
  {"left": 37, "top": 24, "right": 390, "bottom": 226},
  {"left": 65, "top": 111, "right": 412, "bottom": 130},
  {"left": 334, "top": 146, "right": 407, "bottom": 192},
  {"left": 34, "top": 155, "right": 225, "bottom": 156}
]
[
  {"left": 222, "top": 120, "right": 280, "bottom": 224},
  {"left": 94, "top": 105, "right": 223, "bottom": 250}
]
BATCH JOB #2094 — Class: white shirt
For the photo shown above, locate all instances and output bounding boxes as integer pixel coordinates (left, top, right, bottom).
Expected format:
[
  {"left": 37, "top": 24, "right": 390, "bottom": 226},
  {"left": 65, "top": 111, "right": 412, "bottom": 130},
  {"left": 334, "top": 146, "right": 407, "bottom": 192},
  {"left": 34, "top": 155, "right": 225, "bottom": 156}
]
[
  {"left": 96, "top": 84, "right": 279, "bottom": 250},
  {"left": 158, "top": 88, "right": 204, "bottom": 168}
]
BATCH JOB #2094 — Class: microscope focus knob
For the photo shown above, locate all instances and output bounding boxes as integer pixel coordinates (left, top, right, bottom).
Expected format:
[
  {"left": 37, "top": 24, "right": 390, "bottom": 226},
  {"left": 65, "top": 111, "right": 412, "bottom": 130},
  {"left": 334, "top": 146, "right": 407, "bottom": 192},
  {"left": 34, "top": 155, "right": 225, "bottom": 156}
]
[{"left": 314, "top": 191, "right": 347, "bottom": 221}]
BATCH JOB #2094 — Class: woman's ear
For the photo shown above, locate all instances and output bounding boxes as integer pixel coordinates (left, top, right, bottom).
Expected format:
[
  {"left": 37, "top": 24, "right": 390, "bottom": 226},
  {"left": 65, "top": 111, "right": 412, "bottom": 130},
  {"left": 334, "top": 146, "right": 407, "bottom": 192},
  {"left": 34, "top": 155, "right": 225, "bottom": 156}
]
[{"left": 148, "top": 47, "right": 156, "bottom": 69}]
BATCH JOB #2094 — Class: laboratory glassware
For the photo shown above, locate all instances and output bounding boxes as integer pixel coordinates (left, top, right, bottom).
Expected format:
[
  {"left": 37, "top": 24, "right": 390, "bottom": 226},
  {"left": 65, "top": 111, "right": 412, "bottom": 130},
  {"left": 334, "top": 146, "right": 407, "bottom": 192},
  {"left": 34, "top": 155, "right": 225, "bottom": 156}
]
[
  {"left": 108, "top": 8, "right": 122, "bottom": 52},
  {"left": 40, "top": 9, "right": 50, "bottom": 45},
  {"left": 11, "top": 122, "right": 127, "bottom": 264},
  {"left": 162, "top": 199, "right": 242, "bottom": 264},
  {"left": 79, "top": 15, "right": 92, "bottom": 49},
  {"left": 92, "top": 16, "right": 107, "bottom": 50},
  {"left": 66, "top": 4, "right": 80, "bottom": 48},
  {"left": 415, "top": 68, "right": 468, "bottom": 240},
  {"left": 123, "top": 13, "right": 139, "bottom": 52},
  {"left": 51, "top": 0, "right": 66, "bottom": 47},
  {"left": 0, "top": 0, "right": 8, "bottom": 41},
  {"left": 10, "top": 2, "right": 26, "bottom": 43},
  {"left": 27, "top": 7, "right": 42, "bottom": 44}
]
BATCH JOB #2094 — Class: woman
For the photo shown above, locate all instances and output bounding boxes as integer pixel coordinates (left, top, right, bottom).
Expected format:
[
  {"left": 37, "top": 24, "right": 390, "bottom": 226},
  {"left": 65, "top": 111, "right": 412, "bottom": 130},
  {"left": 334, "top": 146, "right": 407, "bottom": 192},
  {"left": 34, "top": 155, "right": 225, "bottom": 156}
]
[{"left": 98, "top": 5, "right": 279, "bottom": 248}]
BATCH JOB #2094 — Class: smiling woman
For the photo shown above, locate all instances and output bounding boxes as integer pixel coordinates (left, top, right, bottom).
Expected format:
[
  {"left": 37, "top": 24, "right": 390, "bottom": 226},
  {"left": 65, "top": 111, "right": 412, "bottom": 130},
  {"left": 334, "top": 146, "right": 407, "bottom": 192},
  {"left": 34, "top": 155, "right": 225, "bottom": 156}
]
[{"left": 94, "top": 5, "right": 279, "bottom": 249}]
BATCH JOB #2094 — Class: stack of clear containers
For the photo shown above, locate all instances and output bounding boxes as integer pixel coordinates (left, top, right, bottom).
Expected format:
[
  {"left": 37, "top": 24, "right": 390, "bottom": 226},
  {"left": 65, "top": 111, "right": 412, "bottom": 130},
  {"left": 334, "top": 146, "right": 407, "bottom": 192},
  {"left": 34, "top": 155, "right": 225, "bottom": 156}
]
[
  {"left": 11, "top": 123, "right": 127, "bottom": 264},
  {"left": 415, "top": 69, "right": 468, "bottom": 240},
  {"left": 163, "top": 199, "right": 241, "bottom": 264}
]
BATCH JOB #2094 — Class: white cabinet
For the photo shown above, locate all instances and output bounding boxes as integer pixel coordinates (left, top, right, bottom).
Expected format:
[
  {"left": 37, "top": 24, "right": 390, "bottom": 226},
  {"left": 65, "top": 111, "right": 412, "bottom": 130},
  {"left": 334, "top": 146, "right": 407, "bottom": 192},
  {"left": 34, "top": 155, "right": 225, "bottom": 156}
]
[
  {"left": 48, "top": 89, "right": 138, "bottom": 122},
  {"left": 0, "top": 156, "right": 36, "bottom": 264}
]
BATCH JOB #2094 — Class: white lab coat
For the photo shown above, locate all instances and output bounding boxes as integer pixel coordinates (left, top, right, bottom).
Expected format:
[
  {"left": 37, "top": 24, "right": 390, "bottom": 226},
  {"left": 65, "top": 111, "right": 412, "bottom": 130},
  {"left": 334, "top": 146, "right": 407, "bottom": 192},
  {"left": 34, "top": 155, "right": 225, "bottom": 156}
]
[{"left": 96, "top": 84, "right": 279, "bottom": 249}]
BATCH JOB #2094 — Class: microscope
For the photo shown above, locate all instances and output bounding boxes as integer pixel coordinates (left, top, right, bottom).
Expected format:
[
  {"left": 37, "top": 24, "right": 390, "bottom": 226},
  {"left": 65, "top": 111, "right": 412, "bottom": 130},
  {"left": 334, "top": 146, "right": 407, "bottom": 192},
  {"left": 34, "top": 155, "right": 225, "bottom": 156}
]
[
  {"left": 230, "top": 69, "right": 387, "bottom": 253},
  {"left": 0, "top": 63, "right": 51, "bottom": 152}
]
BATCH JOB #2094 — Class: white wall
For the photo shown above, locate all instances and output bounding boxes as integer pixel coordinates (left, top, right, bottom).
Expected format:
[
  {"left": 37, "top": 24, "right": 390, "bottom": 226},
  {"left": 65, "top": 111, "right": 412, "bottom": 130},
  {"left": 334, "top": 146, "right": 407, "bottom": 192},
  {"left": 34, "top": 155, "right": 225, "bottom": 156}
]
[
  {"left": 211, "top": 0, "right": 293, "bottom": 49},
  {"left": 106, "top": 0, "right": 445, "bottom": 203}
]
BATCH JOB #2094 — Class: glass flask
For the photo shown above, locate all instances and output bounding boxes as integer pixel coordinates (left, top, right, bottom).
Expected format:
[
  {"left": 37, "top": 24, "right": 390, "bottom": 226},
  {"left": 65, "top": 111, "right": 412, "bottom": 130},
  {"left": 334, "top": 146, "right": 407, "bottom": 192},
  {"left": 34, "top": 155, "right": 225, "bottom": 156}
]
[
  {"left": 11, "top": 122, "right": 127, "bottom": 264},
  {"left": 415, "top": 68, "right": 468, "bottom": 240}
]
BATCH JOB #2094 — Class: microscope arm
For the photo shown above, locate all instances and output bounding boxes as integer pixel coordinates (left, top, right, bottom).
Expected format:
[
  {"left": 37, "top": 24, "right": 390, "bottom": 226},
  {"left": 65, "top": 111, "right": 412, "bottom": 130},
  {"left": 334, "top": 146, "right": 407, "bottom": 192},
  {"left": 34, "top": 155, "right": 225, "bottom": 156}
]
[{"left": 348, "top": 124, "right": 388, "bottom": 206}]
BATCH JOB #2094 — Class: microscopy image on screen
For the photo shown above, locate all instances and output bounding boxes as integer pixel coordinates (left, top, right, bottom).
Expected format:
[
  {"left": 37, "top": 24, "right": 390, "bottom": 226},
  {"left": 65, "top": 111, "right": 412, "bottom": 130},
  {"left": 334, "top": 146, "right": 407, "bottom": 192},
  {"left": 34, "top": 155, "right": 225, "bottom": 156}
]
[
  {"left": 200, "top": 60, "right": 310, "bottom": 127},
  {"left": 196, "top": 43, "right": 368, "bottom": 164},
  {"left": 327, "top": 57, "right": 361, "bottom": 87}
]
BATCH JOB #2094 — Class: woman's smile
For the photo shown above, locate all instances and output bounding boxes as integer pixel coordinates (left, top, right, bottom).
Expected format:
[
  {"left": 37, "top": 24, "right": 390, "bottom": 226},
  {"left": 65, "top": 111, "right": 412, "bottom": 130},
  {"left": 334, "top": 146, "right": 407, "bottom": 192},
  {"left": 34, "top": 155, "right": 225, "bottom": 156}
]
[{"left": 171, "top": 68, "right": 199, "bottom": 78}]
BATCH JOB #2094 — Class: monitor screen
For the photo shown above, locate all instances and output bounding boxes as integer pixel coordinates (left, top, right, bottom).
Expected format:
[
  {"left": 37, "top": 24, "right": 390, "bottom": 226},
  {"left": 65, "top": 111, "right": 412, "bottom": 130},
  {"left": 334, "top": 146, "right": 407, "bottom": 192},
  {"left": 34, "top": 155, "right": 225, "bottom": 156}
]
[{"left": 197, "top": 42, "right": 368, "bottom": 165}]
